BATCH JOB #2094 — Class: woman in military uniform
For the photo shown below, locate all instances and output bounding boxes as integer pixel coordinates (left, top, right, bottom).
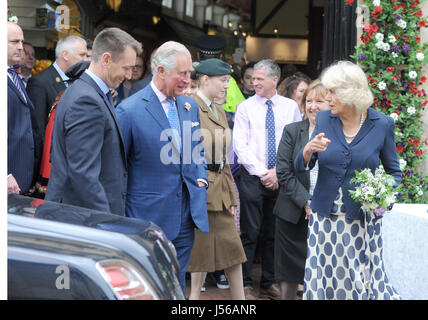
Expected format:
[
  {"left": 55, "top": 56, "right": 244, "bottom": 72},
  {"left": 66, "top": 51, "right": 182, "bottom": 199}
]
[{"left": 187, "top": 59, "right": 246, "bottom": 300}]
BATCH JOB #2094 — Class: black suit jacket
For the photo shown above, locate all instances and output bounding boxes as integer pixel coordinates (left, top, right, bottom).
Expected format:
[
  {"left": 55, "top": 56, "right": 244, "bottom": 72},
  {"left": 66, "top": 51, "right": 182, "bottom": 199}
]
[
  {"left": 274, "top": 119, "right": 311, "bottom": 224},
  {"left": 8, "top": 76, "right": 42, "bottom": 194},
  {"left": 45, "top": 72, "right": 128, "bottom": 216},
  {"left": 26, "top": 64, "right": 66, "bottom": 136}
]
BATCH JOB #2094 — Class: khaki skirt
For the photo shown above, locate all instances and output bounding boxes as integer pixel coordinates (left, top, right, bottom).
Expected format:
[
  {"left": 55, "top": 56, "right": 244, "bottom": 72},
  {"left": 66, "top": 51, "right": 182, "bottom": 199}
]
[{"left": 187, "top": 206, "right": 247, "bottom": 272}]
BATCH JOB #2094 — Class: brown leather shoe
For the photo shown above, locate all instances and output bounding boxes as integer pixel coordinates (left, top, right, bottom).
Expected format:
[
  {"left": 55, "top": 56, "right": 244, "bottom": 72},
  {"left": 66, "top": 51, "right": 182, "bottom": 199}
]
[
  {"left": 244, "top": 286, "right": 257, "bottom": 300},
  {"left": 259, "top": 283, "right": 280, "bottom": 300}
]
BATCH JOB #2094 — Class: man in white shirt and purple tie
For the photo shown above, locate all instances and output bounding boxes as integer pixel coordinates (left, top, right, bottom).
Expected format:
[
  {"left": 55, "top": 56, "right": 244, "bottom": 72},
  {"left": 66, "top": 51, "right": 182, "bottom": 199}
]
[{"left": 233, "top": 59, "right": 302, "bottom": 300}]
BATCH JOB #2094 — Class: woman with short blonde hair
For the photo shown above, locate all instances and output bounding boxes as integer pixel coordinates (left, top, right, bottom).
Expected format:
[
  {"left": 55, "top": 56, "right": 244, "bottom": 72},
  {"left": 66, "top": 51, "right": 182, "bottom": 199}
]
[{"left": 295, "top": 61, "right": 401, "bottom": 300}]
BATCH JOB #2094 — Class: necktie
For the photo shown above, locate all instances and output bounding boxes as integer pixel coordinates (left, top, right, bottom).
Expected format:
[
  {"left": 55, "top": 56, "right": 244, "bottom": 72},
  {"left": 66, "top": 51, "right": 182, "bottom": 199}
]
[
  {"left": 106, "top": 90, "right": 114, "bottom": 108},
  {"left": 209, "top": 102, "right": 219, "bottom": 120},
  {"left": 265, "top": 99, "right": 276, "bottom": 169},
  {"left": 8, "top": 66, "right": 27, "bottom": 103},
  {"left": 167, "top": 98, "right": 181, "bottom": 150}
]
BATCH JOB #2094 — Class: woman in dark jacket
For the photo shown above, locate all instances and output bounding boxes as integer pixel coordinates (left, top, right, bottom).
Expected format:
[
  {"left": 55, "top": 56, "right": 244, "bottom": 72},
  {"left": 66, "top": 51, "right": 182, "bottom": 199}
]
[{"left": 274, "top": 80, "right": 329, "bottom": 299}]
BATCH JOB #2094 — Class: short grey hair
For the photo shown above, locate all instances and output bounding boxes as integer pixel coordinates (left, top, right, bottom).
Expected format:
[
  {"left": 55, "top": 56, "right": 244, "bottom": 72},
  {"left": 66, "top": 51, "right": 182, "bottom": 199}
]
[
  {"left": 254, "top": 59, "right": 281, "bottom": 80},
  {"left": 55, "top": 35, "right": 87, "bottom": 59},
  {"left": 151, "top": 41, "right": 190, "bottom": 75},
  {"left": 321, "top": 60, "right": 373, "bottom": 113},
  {"left": 91, "top": 27, "right": 142, "bottom": 63}
]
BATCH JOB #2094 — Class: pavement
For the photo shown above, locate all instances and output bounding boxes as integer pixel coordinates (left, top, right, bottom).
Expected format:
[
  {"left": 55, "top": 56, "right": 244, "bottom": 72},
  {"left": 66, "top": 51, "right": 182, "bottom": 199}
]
[{"left": 185, "top": 263, "right": 302, "bottom": 300}]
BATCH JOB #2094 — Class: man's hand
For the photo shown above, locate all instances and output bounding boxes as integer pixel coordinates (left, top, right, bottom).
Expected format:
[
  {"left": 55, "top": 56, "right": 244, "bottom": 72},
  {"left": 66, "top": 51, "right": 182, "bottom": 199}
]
[
  {"left": 261, "top": 168, "right": 278, "bottom": 190},
  {"left": 8, "top": 175, "right": 21, "bottom": 194},
  {"left": 198, "top": 180, "right": 207, "bottom": 187}
]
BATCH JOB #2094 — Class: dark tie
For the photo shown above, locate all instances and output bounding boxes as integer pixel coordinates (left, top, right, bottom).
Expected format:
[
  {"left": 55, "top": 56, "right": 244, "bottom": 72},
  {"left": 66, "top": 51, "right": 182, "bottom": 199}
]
[
  {"left": 106, "top": 90, "right": 114, "bottom": 108},
  {"left": 265, "top": 99, "right": 276, "bottom": 169},
  {"left": 8, "top": 66, "right": 27, "bottom": 103},
  {"left": 166, "top": 98, "right": 181, "bottom": 150}
]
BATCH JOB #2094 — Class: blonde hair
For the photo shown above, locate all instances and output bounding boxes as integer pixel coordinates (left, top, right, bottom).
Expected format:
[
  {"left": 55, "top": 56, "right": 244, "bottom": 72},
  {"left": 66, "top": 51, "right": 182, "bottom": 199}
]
[{"left": 321, "top": 61, "right": 373, "bottom": 113}]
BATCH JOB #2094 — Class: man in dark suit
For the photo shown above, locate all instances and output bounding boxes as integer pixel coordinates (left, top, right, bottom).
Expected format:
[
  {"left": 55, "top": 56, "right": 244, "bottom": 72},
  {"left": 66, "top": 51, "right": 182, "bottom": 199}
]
[
  {"left": 26, "top": 35, "right": 88, "bottom": 139},
  {"left": 7, "top": 22, "right": 41, "bottom": 195},
  {"left": 116, "top": 41, "right": 209, "bottom": 292},
  {"left": 45, "top": 28, "right": 142, "bottom": 216}
]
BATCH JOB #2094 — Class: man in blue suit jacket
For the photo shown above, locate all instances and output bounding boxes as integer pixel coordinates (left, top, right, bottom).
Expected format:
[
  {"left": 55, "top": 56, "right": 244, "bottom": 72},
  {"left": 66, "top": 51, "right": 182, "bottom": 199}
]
[
  {"left": 46, "top": 28, "right": 142, "bottom": 216},
  {"left": 116, "top": 41, "right": 209, "bottom": 293},
  {"left": 7, "top": 22, "right": 41, "bottom": 195}
]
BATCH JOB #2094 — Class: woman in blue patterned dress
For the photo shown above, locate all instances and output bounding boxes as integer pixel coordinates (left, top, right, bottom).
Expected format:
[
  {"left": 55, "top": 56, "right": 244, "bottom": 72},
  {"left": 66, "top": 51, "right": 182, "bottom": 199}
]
[{"left": 294, "top": 61, "right": 402, "bottom": 300}]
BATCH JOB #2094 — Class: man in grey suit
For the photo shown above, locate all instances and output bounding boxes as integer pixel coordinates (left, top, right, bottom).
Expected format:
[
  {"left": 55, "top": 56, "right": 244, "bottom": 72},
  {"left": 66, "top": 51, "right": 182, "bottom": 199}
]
[{"left": 45, "top": 28, "right": 142, "bottom": 216}]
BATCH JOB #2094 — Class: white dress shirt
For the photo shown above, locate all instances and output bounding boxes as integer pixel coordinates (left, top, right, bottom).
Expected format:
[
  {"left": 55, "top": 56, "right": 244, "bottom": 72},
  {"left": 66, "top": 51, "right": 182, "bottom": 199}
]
[{"left": 233, "top": 92, "right": 302, "bottom": 177}]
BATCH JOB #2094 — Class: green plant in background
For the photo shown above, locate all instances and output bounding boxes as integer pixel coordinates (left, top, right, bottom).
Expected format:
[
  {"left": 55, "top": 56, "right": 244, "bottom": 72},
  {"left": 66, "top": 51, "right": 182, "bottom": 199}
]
[
  {"left": 345, "top": 0, "right": 428, "bottom": 203},
  {"left": 8, "top": 1, "right": 18, "bottom": 23}
]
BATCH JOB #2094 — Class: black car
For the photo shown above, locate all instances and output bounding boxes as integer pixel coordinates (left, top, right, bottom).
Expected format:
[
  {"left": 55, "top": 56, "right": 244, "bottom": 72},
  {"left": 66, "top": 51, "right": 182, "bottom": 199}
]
[{"left": 8, "top": 194, "right": 184, "bottom": 300}]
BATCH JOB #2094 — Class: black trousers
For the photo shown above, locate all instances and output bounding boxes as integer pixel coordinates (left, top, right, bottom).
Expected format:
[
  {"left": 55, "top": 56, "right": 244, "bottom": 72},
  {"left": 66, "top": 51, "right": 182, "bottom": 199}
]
[{"left": 239, "top": 167, "right": 278, "bottom": 289}]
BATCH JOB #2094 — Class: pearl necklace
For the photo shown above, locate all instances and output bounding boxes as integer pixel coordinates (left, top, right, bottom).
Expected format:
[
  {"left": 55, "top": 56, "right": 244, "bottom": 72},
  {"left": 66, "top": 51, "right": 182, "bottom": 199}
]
[{"left": 343, "top": 111, "right": 366, "bottom": 139}]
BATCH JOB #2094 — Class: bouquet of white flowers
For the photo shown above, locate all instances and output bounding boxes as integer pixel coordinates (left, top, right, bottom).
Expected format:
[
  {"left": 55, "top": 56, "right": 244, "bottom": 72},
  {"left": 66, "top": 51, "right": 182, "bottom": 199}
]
[{"left": 349, "top": 166, "right": 401, "bottom": 217}]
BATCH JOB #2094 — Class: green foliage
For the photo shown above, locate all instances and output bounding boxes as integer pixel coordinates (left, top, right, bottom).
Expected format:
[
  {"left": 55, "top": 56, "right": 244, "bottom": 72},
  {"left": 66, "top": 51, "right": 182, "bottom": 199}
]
[{"left": 345, "top": 0, "right": 428, "bottom": 203}]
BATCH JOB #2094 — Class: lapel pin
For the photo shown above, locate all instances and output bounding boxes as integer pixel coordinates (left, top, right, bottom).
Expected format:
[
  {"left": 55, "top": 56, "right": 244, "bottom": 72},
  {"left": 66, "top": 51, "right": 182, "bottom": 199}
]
[
  {"left": 184, "top": 102, "right": 191, "bottom": 111},
  {"left": 56, "top": 77, "right": 61, "bottom": 83}
]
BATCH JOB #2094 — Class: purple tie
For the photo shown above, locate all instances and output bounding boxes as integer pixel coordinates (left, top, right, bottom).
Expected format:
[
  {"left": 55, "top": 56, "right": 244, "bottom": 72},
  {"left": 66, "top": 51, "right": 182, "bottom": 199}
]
[{"left": 8, "top": 66, "right": 27, "bottom": 103}]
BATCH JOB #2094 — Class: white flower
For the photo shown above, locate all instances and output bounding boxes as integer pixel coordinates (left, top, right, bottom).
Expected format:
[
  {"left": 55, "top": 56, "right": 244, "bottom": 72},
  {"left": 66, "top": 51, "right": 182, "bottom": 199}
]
[
  {"left": 416, "top": 52, "right": 425, "bottom": 61},
  {"left": 386, "top": 194, "right": 396, "bottom": 205},
  {"left": 390, "top": 113, "right": 399, "bottom": 121},
  {"left": 407, "top": 106, "right": 416, "bottom": 115},
  {"left": 376, "top": 41, "right": 385, "bottom": 49},
  {"left": 373, "top": 0, "right": 381, "bottom": 6},
  {"left": 378, "top": 81, "right": 387, "bottom": 90},
  {"left": 366, "top": 186, "right": 375, "bottom": 196},
  {"left": 396, "top": 19, "right": 407, "bottom": 29},
  {"left": 392, "top": 52, "right": 399, "bottom": 58},
  {"left": 8, "top": 15, "right": 18, "bottom": 23},
  {"left": 375, "top": 33, "right": 384, "bottom": 42},
  {"left": 399, "top": 159, "right": 407, "bottom": 170},
  {"left": 409, "top": 71, "right": 418, "bottom": 79},
  {"left": 382, "top": 43, "right": 390, "bottom": 51},
  {"left": 388, "top": 35, "right": 396, "bottom": 44},
  {"left": 418, "top": 190, "right": 424, "bottom": 196}
]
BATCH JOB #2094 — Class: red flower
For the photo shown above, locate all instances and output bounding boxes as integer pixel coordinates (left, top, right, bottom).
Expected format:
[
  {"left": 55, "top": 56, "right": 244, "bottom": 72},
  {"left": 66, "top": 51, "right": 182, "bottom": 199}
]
[
  {"left": 415, "top": 149, "right": 423, "bottom": 156},
  {"left": 386, "top": 67, "right": 394, "bottom": 73},
  {"left": 371, "top": 6, "right": 383, "bottom": 18},
  {"left": 408, "top": 138, "right": 421, "bottom": 146},
  {"left": 361, "top": 35, "right": 371, "bottom": 44},
  {"left": 423, "top": 100, "right": 428, "bottom": 107},
  {"left": 419, "top": 20, "right": 427, "bottom": 28},
  {"left": 411, "top": 1, "right": 421, "bottom": 8},
  {"left": 416, "top": 36, "right": 421, "bottom": 42},
  {"left": 346, "top": 0, "right": 354, "bottom": 4},
  {"left": 402, "top": 35, "right": 409, "bottom": 41},
  {"left": 414, "top": 9, "right": 423, "bottom": 17},
  {"left": 394, "top": 4, "right": 400, "bottom": 11},
  {"left": 396, "top": 145, "right": 404, "bottom": 153}
]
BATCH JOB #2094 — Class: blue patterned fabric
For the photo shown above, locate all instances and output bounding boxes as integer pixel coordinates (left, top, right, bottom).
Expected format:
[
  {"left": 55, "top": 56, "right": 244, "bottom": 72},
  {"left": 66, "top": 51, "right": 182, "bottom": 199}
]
[
  {"left": 265, "top": 99, "right": 276, "bottom": 169},
  {"left": 167, "top": 98, "right": 181, "bottom": 151},
  {"left": 8, "top": 67, "right": 27, "bottom": 103},
  {"left": 303, "top": 188, "right": 400, "bottom": 300}
]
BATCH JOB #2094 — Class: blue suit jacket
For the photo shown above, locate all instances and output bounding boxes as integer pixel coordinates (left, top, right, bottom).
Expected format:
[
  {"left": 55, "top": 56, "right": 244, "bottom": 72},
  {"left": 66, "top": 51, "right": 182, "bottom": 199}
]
[
  {"left": 45, "top": 72, "right": 128, "bottom": 216},
  {"left": 115, "top": 84, "right": 209, "bottom": 240},
  {"left": 295, "top": 108, "right": 402, "bottom": 220},
  {"left": 8, "top": 76, "right": 41, "bottom": 194}
]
